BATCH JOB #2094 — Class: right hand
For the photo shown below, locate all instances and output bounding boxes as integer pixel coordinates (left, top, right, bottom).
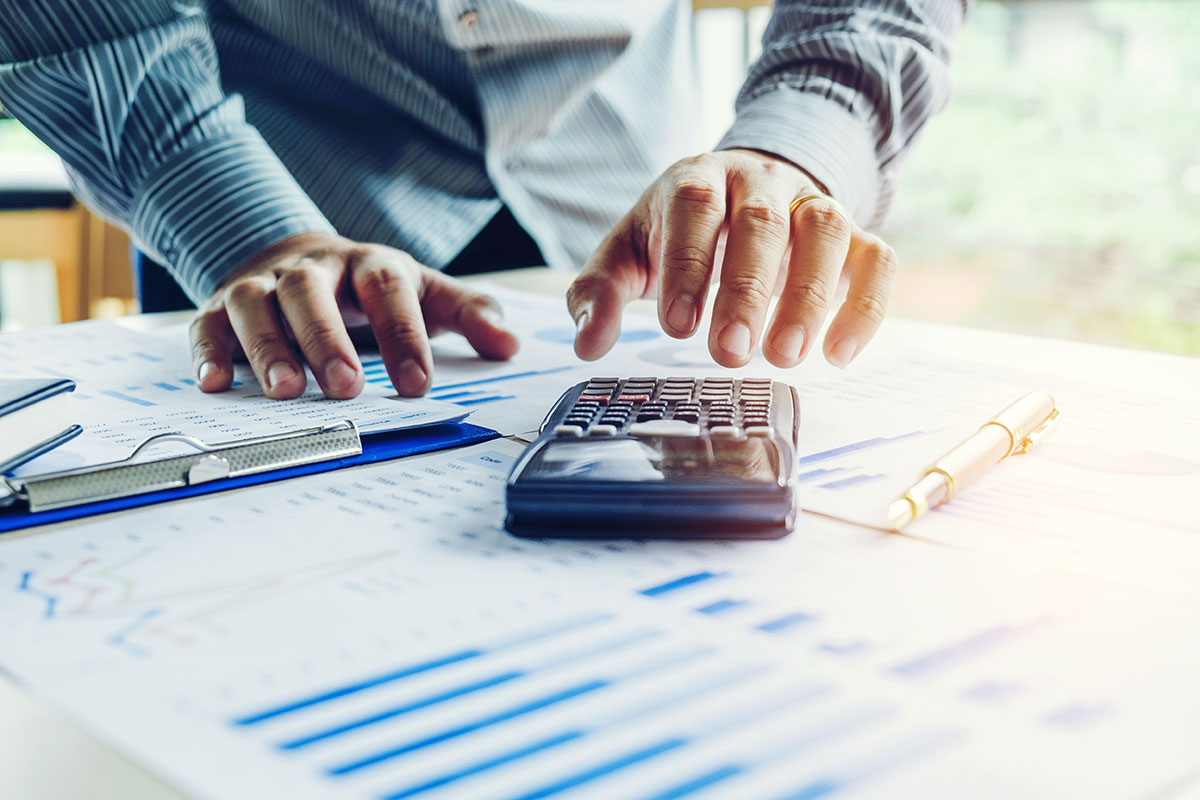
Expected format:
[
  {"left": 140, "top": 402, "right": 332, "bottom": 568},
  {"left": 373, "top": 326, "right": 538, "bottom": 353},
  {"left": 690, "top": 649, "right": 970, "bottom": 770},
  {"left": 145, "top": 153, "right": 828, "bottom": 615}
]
[{"left": 190, "top": 233, "right": 520, "bottom": 400}]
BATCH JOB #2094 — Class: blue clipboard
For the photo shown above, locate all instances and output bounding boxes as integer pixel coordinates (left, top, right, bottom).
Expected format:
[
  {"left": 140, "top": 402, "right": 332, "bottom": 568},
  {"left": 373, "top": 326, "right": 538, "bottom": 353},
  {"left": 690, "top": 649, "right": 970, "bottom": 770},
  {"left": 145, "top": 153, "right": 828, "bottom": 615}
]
[{"left": 0, "top": 422, "right": 500, "bottom": 534}]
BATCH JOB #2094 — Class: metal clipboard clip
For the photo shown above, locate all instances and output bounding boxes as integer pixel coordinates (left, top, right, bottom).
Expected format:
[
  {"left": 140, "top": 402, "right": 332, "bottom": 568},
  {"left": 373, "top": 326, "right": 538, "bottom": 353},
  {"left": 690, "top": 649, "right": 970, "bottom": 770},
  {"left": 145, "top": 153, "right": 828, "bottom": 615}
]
[{"left": 4, "top": 420, "right": 362, "bottom": 512}]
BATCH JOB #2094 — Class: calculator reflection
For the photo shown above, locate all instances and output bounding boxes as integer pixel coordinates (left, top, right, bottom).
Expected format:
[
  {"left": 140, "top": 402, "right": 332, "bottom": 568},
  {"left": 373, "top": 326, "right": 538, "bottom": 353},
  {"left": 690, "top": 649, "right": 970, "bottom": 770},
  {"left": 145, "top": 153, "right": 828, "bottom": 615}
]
[{"left": 526, "top": 435, "right": 782, "bottom": 485}]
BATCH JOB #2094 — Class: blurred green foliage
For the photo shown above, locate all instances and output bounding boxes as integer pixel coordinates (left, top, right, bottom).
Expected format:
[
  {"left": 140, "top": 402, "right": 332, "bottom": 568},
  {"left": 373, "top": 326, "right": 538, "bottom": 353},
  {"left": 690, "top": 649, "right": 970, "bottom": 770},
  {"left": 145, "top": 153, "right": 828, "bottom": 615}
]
[
  {"left": 0, "top": 116, "right": 48, "bottom": 152},
  {"left": 884, "top": 0, "right": 1200, "bottom": 354}
]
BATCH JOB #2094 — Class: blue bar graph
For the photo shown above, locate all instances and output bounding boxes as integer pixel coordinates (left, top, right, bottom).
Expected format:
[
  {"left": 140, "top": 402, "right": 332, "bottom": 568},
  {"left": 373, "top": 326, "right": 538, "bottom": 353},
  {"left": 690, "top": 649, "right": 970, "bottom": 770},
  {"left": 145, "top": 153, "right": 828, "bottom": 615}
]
[
  {"left": 281, "top": 629, "right": 657, "bottom": 750},
  {"left": 380, "top": 665, "right": 764, "bottom": 800},
  {"left": 773, "top": 727, "right": 964, "bottom": 800},
  {"left": 330, "top": 646, "right": 709, "bottom": 776},
  {"left": 796, "top": 468, "right": 844, "bottom": 483},
  {"left": 889, "top": 621, "right": 1045, "bottom": 678},
  {"left": 696, "top": 599, "right": 748, "bottom": 616},
  {"left": 642, "top": 706, "right": 893, "bottom": 800},
  {"left": 430, "top": 390, "right": 482, "bottom": 401},
  {"left": 383, "top": 732, "right": 588, "bottom": 799},
  {"left": 431, "top": 366, "right": 574, "bottom": 393},
  {"left": 640, "top": 572, "right": 725, "bottom": 597},
  {"left": 236, "top": 649, "right": 483, "bottom": 726},
  {"left": 329, "top": 680, "right": 611, "bottom": 775},
  {"left": 153, "top": 382, "right": 182, "bottom": 391},
  {"left": 100, "top": 389, "right": 156, "bottom": 407},
  {"left": 506, "top": 685, "right": 822, "bottom": 800},
  {"left": 757, "top": 613, "right": 816, "bottom": 634},
  {"left": 796, "top": 432, "right": 925, "bottom": 466},
  {"left": 509, "top": 737, "right": 691, "bottom": 800},
  {"left": 133, "top": 351, "right": 162, "bottom": 362},
  {"left": 819, "top": 474, "right": 885, "bottom": 491},
  {"left": 455, "top": 395, "right": 516, "bottom": 406},
  {"left": 281, "top": 671, "right": 523, "bottom": 750},
  {"left": 233, "top": 613, "right": 610, "bottom": 725}
]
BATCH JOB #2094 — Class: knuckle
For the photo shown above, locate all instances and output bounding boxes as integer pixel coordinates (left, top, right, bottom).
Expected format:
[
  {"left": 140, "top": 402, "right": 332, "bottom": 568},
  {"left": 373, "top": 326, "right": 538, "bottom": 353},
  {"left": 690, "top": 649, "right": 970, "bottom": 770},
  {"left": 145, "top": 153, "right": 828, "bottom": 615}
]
[
  {"left": 663, "top": 243, "right": 715, "bottom": 275},
  {"left": 275, "top": 264, "right": 325, "bottom": 294},
  {"left": 866, "top": 241, "right": 899, "bottom": 278},
  {"left": 789, "top": 279, "right": 832, "bottom": 310},
  {"left": 295, "top": 317, "right": 343, "bottom": 349},
  {"left": 226, "top": 276, "right": 272, "bottom": 305},
  {"left": 734, "top": 200, "right": 788, "bottom": 240},
  {"left": 244, "top": 332, "right": 288, "bottom": 364},
  {"left": 355, "top": 263, "right": 407, "bottom": 297},
  {"left": 796, "top": 202, "right": 851, "bottom": 241},
  {"left": 190, "top": 335, "right": 222, "bottom": 359},
  {"left": 723, "top": 271, "right": 773, "bottom": 308},
  {"left": 374, "top": 317, "right": 426, "bottom": 347},
  {"left": 852, "top": 292, "right": 889, "bottom": 325},
  {"left": 671, "top": 181, "right": 725, "bottom": 215}
]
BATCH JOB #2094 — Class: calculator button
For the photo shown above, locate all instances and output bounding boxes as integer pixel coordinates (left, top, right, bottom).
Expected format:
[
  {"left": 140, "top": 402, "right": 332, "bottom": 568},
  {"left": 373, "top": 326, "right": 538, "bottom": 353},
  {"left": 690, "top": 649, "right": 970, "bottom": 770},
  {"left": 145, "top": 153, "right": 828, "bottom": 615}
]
[
  {"left": 709, "top": 425, "right": 743, "bottom": 438},
  {"left": 589, "top": 424, "right": 619, "bottom": 436},
  {"left": 617, "top": 394, "right": 652, "bottom": 404},
  {"left": 628, "top": 420, "right": 701, "bottom": 437},
  {"left": 746, "top": 426, "right": 773, "bottom": 437},
  {"left": 554, "top": 424, "right": 585, "bottom": 437}
]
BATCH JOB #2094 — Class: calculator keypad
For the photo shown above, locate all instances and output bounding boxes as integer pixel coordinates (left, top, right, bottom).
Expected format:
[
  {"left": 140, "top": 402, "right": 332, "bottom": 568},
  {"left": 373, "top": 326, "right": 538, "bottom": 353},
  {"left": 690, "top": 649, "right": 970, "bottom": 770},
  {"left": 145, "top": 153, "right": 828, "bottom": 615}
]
[{"left": 556, "top": 377, "right": 776, "bottom": 438}]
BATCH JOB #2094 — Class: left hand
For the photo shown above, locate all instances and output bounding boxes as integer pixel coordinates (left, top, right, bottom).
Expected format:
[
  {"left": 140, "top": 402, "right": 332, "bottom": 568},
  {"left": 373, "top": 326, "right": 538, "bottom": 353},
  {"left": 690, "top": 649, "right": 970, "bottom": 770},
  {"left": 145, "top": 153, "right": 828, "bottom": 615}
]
[{"left": 568, "top": 149, "right": 897, "bottom": 368}]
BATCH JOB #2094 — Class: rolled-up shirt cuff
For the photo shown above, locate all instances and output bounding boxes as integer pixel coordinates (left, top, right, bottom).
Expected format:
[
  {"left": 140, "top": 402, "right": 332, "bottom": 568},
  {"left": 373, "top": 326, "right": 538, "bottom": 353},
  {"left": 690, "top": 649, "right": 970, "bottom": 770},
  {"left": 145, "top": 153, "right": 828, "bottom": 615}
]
[
  {"left": 130, "top": 128, "right": 335, "bottom": 303},
  {"left": 716, "top": 88, "right": 879, "bottom": 224}
]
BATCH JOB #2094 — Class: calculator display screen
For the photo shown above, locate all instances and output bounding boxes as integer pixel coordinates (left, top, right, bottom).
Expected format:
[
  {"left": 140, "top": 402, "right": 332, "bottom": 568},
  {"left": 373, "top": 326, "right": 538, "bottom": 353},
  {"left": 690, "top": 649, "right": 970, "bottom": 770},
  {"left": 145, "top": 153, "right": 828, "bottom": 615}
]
[{"left": 523, "top": 437, "right": 781, "bottom": 484}]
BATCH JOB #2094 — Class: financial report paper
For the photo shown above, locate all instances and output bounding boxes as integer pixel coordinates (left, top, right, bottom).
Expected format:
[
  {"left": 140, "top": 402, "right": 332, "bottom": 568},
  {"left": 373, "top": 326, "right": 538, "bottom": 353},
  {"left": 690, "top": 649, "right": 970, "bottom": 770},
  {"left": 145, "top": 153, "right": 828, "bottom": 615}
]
[
  {"left": 1, "top": 440, "right": 1199, "bottom": 800},
  {"left": 0, "top": 319, "right": 467, "bottom": 472}
]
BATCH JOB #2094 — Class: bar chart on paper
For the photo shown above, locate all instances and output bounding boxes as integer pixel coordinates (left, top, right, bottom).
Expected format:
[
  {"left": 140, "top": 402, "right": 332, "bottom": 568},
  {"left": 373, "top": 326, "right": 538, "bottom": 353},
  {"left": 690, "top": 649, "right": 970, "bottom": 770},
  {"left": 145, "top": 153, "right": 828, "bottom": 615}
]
[{"left": 3, "top": 441, "right": 1193, "bottom": 800}]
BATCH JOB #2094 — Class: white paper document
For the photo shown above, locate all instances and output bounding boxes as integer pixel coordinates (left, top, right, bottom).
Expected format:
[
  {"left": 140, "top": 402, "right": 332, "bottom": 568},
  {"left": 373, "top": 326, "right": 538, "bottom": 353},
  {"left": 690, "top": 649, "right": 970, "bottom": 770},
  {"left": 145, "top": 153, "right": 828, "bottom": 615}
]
[
  {"left": 0, "top": 319, "right": 468, "bottom": 472},
  {"left": 1, "top": 441, "right": 1198, "bottom": 800}
]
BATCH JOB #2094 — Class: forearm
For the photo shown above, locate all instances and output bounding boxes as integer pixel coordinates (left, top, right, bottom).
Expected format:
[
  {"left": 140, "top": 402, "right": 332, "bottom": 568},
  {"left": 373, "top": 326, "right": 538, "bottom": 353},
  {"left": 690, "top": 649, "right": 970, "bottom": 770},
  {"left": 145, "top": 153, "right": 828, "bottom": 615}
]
[
  {"left": 717, "top": 0, "right": 971, "bottom": 226},
  {"left": 0, "top": 0, "right": 332, "bottom": 302}
]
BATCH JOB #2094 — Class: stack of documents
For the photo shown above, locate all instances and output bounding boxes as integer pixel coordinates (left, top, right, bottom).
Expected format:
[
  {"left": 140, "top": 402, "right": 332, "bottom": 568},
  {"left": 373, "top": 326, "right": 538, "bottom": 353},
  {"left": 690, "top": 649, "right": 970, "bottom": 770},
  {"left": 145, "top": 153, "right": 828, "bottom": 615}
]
[{"left": 0, "top": 285, "right": 1198, "bottom": 799}]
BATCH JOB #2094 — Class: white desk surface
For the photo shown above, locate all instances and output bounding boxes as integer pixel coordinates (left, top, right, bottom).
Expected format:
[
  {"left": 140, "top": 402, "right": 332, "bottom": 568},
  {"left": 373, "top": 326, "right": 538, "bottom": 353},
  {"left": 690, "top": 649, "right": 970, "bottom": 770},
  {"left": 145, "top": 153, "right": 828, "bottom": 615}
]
[{"left": 1, "top": 268, "right": 1196, "bottom": 800}]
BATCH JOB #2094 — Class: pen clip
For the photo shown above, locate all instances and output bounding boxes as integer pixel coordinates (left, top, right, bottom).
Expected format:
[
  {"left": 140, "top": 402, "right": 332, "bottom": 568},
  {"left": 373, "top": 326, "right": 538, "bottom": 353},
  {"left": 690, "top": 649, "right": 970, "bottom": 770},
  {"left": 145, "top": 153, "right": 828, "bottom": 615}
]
[{"left": 1014, "top": 407, "right": 1059, "bottom": 455}]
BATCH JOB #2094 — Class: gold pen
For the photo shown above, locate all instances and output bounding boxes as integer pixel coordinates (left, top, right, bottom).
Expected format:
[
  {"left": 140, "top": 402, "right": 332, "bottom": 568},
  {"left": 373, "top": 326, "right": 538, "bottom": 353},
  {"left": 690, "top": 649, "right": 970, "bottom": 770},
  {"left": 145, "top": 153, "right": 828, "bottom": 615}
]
[{"left": 888, "top": 390, "right": 1060, "bottom": 530}]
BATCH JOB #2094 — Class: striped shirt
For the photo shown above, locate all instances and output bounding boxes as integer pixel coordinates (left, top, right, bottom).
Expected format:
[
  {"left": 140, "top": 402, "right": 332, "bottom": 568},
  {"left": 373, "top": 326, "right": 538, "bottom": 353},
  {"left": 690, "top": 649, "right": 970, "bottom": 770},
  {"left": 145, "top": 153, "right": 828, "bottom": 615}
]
[{"left": 0, "top": 1, "right": 967, "bottom": 303}]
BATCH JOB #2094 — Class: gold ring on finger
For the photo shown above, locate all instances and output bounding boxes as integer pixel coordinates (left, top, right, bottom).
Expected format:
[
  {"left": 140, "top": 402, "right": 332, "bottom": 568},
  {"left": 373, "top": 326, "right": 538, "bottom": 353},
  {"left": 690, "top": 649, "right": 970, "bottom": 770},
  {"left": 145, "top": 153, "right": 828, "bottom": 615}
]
[{"left": 788, "top": 194, "right": 828, "bottom": 216}]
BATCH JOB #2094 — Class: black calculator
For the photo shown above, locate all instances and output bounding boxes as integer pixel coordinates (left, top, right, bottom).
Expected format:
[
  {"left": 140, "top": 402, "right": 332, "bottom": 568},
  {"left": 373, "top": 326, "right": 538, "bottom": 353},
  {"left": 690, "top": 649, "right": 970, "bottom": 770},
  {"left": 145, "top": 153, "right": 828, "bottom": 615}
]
[{"left": 505, "top": 377, "right": 800, "bottom": 539}]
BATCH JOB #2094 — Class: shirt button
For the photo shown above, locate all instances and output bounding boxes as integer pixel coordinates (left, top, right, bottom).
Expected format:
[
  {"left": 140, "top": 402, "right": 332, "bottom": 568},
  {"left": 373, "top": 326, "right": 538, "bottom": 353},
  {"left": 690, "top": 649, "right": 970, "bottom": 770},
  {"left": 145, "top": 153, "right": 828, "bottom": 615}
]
[{"left": 458, "top": 9, "right": 479, "bottom": 29}]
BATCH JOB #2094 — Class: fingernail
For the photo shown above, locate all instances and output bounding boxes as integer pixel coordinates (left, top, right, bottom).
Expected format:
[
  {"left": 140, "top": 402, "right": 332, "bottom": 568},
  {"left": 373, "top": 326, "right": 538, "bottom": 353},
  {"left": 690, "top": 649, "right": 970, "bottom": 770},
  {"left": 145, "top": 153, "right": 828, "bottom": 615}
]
[
  {"left": 197, "top": 361, "right": 216, "bottom": 385},
  {"left": 266, "top": 361, "right": 299, "bottom": 390},
  {"left": 395, "top": 358, "right": 427, "bottom": 393},
  {"left": 575, "top": 307, "right": 591, "bottom": 334},
  {"left": 481, "top": 307, "right": 509, "bottom": 331},
  {"left": 771, "top": 325, "right": 806, "bottom": 360},
  {"left": 718, "top": 321, "right": 753, "bottom": 358},
  {"left": 665, "top": 295, "right": 697, "bottom": 334},
  {"left": 828, "top": 336, "right": 858, "bottom": 368},
  {"left": 324, "top": 358, "right": 358, "bottom": 393}
]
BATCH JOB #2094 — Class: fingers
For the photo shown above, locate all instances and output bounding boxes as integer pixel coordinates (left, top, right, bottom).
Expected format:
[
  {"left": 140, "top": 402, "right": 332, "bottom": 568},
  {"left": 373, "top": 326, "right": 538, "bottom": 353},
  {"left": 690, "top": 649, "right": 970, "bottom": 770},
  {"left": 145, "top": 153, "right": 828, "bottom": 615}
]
[
  {"left": 224, "top": 276, "right": 308, "bottom": 399},
  {"left": 763, "top": 197, "right": 853, "bottom": 368},
  {"left": 189, "top": 306, "right": 237, "bottom": 393},
  {"left": 275, "top": 261, "right": 363, "bottom": 399},
  {"left": 350, "top": 249, "right": 434, "bottom": 396},
  {"left": 567, "top": 206, "right": 653, "bottom": 361},
  {"left": 420, "top": 271, "right": 520, "bottom": 361},
  {"left": 822, "top": 232, "right": 898, "bottom": 368},
  {"left": 707, "top": 169, "right": 792, "bottom": 367},
  {"left": 656, "top": 159, "right": 727, "bottom": 338}
]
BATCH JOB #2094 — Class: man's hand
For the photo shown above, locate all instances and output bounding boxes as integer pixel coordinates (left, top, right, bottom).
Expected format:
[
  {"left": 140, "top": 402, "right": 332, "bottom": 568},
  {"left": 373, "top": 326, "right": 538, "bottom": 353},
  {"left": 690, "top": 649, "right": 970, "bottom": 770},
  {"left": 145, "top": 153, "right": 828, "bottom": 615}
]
[
  {"left": 568, "top": 149, "right": 897, "bottom": 369},
  {"left": 190, "top": 233, "right": 519, "bottom": 399}
]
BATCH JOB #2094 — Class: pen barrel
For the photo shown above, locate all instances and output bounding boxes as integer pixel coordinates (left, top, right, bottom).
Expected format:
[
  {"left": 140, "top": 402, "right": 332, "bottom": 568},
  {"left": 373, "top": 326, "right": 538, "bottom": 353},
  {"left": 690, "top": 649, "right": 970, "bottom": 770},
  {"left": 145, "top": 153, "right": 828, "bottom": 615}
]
[{"left": 926, "top": 425, "right": 1013, "bottom": 500}]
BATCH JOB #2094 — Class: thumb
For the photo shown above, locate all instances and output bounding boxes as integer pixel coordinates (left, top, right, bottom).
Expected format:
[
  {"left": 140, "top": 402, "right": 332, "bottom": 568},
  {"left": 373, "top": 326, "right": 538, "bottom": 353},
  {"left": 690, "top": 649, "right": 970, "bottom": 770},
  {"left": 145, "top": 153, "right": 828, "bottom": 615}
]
[{"left": 567, "top": 208, "right": 653, "bottom": 361}]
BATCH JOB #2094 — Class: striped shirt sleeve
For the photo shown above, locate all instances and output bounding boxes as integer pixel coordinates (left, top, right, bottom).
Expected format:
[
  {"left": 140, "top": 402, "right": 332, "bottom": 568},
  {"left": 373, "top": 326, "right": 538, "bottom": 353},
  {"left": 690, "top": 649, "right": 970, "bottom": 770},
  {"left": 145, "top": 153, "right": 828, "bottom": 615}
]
[
  {"left": 717, "top": 0, "right": 971, "bottom": 227},
  {"left": 0, "top": 0, "right": 334, "bottom": 303}
]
